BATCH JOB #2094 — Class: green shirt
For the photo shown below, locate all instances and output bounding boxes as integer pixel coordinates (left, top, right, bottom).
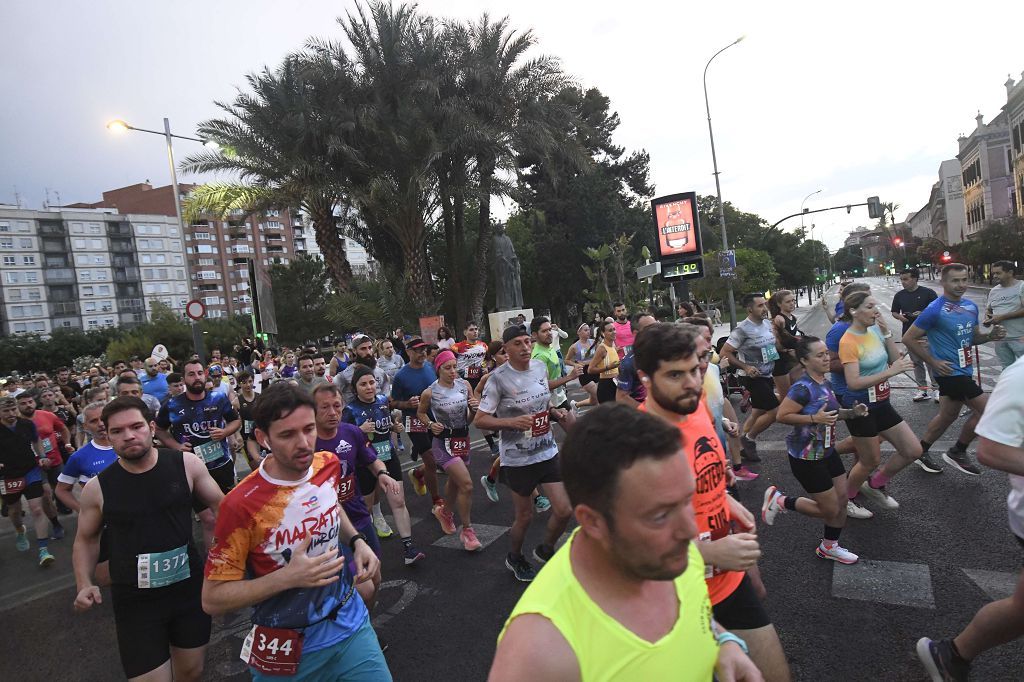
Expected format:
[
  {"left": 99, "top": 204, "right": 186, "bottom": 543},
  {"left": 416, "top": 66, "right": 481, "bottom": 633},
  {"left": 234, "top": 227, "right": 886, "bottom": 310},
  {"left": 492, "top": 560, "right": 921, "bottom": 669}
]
[{"left": 531, "top": 343, "right": 565, "bottom": 406}]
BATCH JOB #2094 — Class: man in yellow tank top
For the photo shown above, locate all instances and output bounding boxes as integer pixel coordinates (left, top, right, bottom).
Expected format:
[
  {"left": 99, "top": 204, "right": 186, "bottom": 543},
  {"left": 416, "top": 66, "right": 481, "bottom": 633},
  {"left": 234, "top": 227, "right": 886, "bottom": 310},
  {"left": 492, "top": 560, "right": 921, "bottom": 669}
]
[{"left": 489, "top": 403, "right": 762, "bottom": 681}]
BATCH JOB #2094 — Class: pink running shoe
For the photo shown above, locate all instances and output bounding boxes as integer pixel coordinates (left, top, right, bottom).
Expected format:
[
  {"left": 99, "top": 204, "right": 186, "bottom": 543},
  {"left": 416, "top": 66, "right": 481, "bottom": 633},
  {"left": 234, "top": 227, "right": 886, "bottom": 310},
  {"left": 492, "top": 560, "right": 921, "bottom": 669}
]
[
  {"left": 432, "top": 501, "right": 457, "bottom": 535},
  {"left": 733, "top": 464, "right": 759, "bottom": 481},
  {"left": 460, "top": 526, "right": 482, "bottom": 551}
]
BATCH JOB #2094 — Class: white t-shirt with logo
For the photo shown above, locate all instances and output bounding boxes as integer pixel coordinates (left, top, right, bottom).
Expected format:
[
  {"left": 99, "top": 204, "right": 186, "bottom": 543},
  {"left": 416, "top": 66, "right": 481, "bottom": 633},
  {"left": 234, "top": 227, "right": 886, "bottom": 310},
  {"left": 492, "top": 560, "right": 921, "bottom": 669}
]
[
  {"left": 987, "top": 280, "right": 1024, "bottom": 340},
  {"left": 974, "top": 354, "right": 1024, "bottom": 539},
  {"left": 478, "top": 360, "right": 557, "bottom": 468},
  {"left": 726, "top": 318, "right": 779, "bottom": 376}
]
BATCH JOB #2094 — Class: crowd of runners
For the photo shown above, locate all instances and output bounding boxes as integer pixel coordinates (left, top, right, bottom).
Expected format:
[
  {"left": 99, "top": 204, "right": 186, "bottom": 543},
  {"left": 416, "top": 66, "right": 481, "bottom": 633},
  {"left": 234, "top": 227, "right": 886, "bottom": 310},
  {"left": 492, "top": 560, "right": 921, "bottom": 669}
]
[{"left": 1, "top": 262, "right": 1022, "bottom": 680}]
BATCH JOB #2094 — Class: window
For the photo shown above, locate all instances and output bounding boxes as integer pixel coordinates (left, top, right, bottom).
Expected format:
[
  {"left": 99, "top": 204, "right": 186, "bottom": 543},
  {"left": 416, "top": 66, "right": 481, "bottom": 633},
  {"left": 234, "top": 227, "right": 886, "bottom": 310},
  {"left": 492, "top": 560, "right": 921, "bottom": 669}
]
[
  {"left": 197, "top": 244, "right": 214, "bottom": 254},
  {"left": 95, "top": 270, "right": 107, "bottom": 280},
  {"left": 7, "top": 288, "right": 21, "bottom": 300},
  {"left": 87, "top": 224, "right": 101, "bottom": 234},
  {"left": 80, "top": 270, "right": 91, "bottom": 281},
  {"left": 267, "top": 209, "right": 280, "bottom": 217},
  {"left": 24, "top": 272, "right": 37, "bottom": 283},
  {"left": 0, "top": 222, "right": 8, "bottom": 232},
  {"left": 104, "top": 318, "right": 115, "bottom": 326},
  {"left": 171, "top": 241, "right": 181, "bottom": 251},
  {"left": 73, "top": 239, "right": 86, "bottom": 249},
  {"left": 158, "top": 268, "right": 168, "bottom": 279},
  {"left": 141, "top": 254, "right": 151, "bottom": 264},
  {"left": 19, "top": 238, "right": 32, "bottom": 248},
  {"left": 5, "top": 272, "right": 20, "bottom": 284},
  {"left": 27, "top": 289, "right": 40, "bottom": 300},
  {"left": 84, "top": 301, "right": 97, "bottom": 312},
  {"left": 176, "top": 269, "right": 184, "bottom": 280},
  {"left": 2, "top": 255, "right": 14, "bottom": 266},
  {"left": 94, "top": 255, "right": 104, "bottom": 264},
  {"left": 70, "top": 224, "right": 82, "bottom": 234},
  {"left": 176, "top": 283, "right": 186, "bottom": 293},
  {"left": 59, "top": 320, "right": 73, "bottom": 328},
  {"left": 16, "top": 222, "right": 30, "bottom": 233},
  {"left": 22, "top": 255, "right": 35, "bottom": 265},
  {"left": 13, "top": 323, "right": 27, "bottom": 333},
  {"left": 89, "top": 239, "right": 103, "bottom": 249},
  {"left": 172, "top": 255, "right": 183, "bottom": 265},
  {"left": 160, "top": 283, "right": 171, "bottom": 293},
  {"left": 169, "top": 228, "right": 178, "bottom": 236},
  {"left": 82, "top": 286, "right": 94, "bottom": 296},
  {"left": 194, "top": 231, "right": 211, "bottom": 240},
  {"left": 98, "top": 285, "right": 110, "bottom": 295},
  {"left": 198, "top": 258, "right": 215, "bottom": 265},
  {"left": 0, "top": 238, "right": 12, "bottom": 249},
  {"left": 31, "top": 321, "right": 45, "bottom": 333},
  {"left": 88, "top": 320, "right": 98, "bottom": 328}
]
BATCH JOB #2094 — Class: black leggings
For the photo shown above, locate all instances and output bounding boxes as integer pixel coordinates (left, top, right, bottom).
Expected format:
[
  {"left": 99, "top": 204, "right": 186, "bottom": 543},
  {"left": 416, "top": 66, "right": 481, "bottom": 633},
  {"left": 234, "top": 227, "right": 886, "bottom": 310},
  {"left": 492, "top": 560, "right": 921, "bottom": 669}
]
[{"left": 597, "top": 378, "right": 618, "bottom": 404}]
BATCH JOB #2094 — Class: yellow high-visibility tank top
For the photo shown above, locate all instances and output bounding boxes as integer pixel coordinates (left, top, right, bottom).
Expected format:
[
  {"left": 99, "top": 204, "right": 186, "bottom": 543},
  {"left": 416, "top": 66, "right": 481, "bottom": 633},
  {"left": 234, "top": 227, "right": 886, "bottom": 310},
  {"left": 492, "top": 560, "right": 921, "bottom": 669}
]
[{"left": 498, "top": 529, "right": 718, "bottom": 681}]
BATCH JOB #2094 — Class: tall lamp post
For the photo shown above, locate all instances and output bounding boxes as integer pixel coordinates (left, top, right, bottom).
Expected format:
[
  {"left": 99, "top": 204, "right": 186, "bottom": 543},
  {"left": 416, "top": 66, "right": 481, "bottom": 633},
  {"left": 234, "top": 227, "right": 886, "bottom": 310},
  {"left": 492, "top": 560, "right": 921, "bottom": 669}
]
[
  {"left": 107, "top": 117, "right": 216, "bottom": 362},
  {"left": 801, "top": 189, "right": 823, "bottom": 304},
  {"left": 704, "top": 36, "right": 745, "bottom": 329}
]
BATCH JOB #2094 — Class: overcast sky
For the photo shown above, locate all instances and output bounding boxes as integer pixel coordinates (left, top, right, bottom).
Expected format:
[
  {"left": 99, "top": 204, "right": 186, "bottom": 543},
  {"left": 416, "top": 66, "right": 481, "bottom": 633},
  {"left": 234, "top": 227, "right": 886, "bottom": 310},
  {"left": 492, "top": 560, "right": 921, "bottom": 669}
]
[{"left": 2, "top": 0, "right": 1021, "bottom": 250}]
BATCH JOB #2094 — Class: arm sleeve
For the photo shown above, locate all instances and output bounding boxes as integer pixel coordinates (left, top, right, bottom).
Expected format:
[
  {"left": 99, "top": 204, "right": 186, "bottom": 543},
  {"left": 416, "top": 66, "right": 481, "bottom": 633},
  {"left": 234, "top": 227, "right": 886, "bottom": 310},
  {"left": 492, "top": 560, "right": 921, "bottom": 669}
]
[
  {"left": 725, "top": 326, "right": 746, "bottom": 351},
  {"left": 837, "top": 334, "right": 859, "bottom": 365},
  {"left": 204, "top": 500, "right": 252, "bottom": 581}
]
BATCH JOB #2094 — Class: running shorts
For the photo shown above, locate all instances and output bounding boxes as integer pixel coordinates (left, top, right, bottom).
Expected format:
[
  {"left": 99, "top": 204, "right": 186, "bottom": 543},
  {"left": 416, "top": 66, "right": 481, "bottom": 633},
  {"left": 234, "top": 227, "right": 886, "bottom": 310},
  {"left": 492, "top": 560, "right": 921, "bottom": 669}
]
[
  {"left": 501, "top": 455, "right": 561, "bottom": 497},
  {"left": 1, "top": 479, "right": 44, "bottom": 506},
  {"left": 771, "top": 356, "right": 796, "bottom": 377},
  {"left": 843, "top": 400, "right": 903, "bottom": 438},
  {"left": 596, "top": 378, "right": 617, "bottom": 404},
  {"left": 935, "top": 375, "right": 984, "bottom": 402},
  {"left": 711, "top": 573, "right": 771, "bottom": 631},
  {"left": 430, "top": 437, "right": 471, "bottom": 470},
  {"left": 740, "top": 376, "right": 780, "bottom": 411},
  {"left": 788, "top": 452, "right": 846, "bottom": 494},
  {"left": 409, "top": 432, "right": 432, "bottom": 458},
  {"left": 356, "top": 457, "right": 403, "bottom": 497}
]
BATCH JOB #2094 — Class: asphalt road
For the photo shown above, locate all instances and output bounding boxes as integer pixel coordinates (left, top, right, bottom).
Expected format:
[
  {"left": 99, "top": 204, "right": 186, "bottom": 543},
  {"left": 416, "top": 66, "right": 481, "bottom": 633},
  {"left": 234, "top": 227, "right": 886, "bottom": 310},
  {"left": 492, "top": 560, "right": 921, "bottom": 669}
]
[{"left": 2, "top": 276, "right": 1021, "bottom": 681}]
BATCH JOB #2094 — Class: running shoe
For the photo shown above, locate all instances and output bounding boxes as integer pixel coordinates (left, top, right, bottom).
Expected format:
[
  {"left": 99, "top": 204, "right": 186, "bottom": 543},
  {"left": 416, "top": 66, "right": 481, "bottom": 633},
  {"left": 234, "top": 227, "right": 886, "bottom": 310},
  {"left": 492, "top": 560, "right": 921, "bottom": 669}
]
[
  {"left": 403, "top": 544, "right": 426, "bottom": 565},
  {"left": 533, "top": 543, "right": 555, "bottom": 564},
  {"left": 373, "top": 514, "right": 394, "bottom": 539},
  {"left": 761, "top": 485, "right": 782, "bottom": 526},
  {"left": 15, "top": 527, "right": 29, "bottom": 552},
  {"left": 912, "top": 390, "right": 930, "bottom": 403},
  {"left": 859, "top": 481, "right": 900, "bottom": 509},
  {"left": 38, "top": 548, "right": 55, "bottom": 568},
  {"left": 914, "top": 453, "right": 944, "bottom": 474},
  {"left": 480, "top": 475, "right": 499, "bottom": 503},
  {"left": 505, "top": 553, "right": 536, "bottom": 582},
  {"left": 915, "top": 638, "right": 969, "bottom": 682},
  {"left": 739, "top": 435, "right": 761, "bottom": 462},
  {"left": 534, "top": 494, "right": 551, "bottom": 513},
  {"left": 460, "top": 526, "right": 482, "bottom": 552},
  {"left": 943, "top": 449, "right": 981, "bottom": 476},
  {"left": 432, "top": 502, "right": 457, "bottom": 535},
  {"left": 846, "top": 500, "right": 874, "bottom": 519},
  {"left": 50, "top": 523, "right": 65, "bottom": 540},
  {"left": 408, "top": 467, "right": 427, "bottom": 496},
  {"left": 733, "top": 464, "right": 759, "bottom": 481},
  {"left": 815, "top": 542, "right": 859, "bottom": 564}
]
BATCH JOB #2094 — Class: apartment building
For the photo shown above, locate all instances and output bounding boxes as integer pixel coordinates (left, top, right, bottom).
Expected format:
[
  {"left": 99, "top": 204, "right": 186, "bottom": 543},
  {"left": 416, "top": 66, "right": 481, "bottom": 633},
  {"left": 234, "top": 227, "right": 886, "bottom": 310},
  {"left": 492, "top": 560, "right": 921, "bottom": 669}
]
[{"left": 957, "top": 110, "right": 1013, "bottom": 239}]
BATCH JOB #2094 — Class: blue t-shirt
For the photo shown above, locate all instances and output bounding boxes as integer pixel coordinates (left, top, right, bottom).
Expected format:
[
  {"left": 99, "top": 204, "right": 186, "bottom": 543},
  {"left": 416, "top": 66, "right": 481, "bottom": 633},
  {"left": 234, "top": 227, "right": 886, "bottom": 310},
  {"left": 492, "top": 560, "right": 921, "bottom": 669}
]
[
  {"left": 139, "top": 371, "right": 169, "bottom": 403},
  {"left": 825, "top": 321, "right": 852, "bottom": 398},
  {"left": 835, "top": 300, "right": 844, "bottom": 319},
  {"left": 156, "top": 391, "right": 239, "bottom": 469},
  {"left": 58, "top": 441, "right": 117, "bottom": 486},
  {"left": 615, "top": 353, "right": 646, "bottom": 402},
  {"left": 785, "top": 375, "right": 841, "bottom": 461},
  {"left": 315, "top": 423, "right": 378, "bottom": 528},
  {"left": 913, "top": 295, "right": 980, "bottom": 377},
  {"left": 390, "top": 363, "right": 437, "bottom": 417},
  {"left": 342, "top": 395, "right": 396, "bottom": 461}
]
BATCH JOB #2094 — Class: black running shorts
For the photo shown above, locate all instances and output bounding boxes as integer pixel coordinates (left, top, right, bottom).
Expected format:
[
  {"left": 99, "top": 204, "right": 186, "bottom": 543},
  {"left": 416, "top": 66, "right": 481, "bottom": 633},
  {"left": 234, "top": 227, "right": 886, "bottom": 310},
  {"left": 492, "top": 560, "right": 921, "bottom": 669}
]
[
  {"left": 843, "top": 400, "right": 903, "bottom": 438},
  {"left": 502, "top": 455, "right": 562, "bottom": 497},
  {"left": 936, "top": 375, "right": 983, "bottom": 402},
  {"left": 712, "top": 573, "right": 771, "bottom": 631},
  {"left": 788, "top": 453, "right": 846, "bottom": 494},
  {"left": 740, "top": 376, "right": 780, "bottom": 411}
]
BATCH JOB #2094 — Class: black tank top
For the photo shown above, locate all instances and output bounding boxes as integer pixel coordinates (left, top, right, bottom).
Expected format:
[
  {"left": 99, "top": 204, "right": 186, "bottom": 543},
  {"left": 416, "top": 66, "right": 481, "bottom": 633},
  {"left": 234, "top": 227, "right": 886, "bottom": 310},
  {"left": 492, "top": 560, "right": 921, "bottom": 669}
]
[
  {"left": 783, "top": 314, "right": 802, "bottom": 337},
  {"left": 98, "top": 448, "right": 202, "bottom": 593}
]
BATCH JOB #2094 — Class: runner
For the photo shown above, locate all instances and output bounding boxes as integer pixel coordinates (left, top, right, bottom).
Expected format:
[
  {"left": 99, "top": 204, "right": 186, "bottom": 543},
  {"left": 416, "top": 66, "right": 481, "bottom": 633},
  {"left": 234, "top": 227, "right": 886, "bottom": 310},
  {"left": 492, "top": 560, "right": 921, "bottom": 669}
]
[
  {"left": 634, "top": 322, "right": 791, "bottom": 681},
  {"left": 904, "top": 263, "right": 1007, "bottom": 475},
  {"left": 478, "top": 341, "right": 510, "bottom": 502},
  {"left": 768, "top": 290, "right": 803, "bottom": 399},
  {"left": 890, "top": 268, "right": 939, "bottom": 402},
  {"left": 611, "top": 302, "right": 635, "bottom": 359},
  {"left": 916, "top": 354, "right": 1024, "bottom": 681},
  {"left": 564, "top": 323, "right": 598, "bottom": 408},
  {"left": 531, "top": 317, "right": 583, "bottom": 428},
  {"left": 417, "top": 350, "right": 483, "bottom": 551},
  {"left": 116, "top": 374, "right": 163, "bottom": 418},
  {"left": 334, "top": 336, "right": 389, "bottom": 404},
  {"left": 0, "top": 396, "right": 58, "bottom": 566},
  {"left": 16, "top": 390, "right": 68, "bottom": 534},
  {"left": 55, "top": 401, "right": 117, "bottom": 512},
  {"left": 762, "top": 336, "right": 868, "bottom": 564},
  {"left": 202, "top": 382, "right": 389, "bottom": 680},
  {"left": 376, "top": 339, "right": 405, "bottom": 391},
  {"left": 342, "top": 366, "right": 425, "bottom": 564},
  {"left": 140, "top": 356, "right": 170, "bottom": 404},
  {"left": 589, "top": 320, "right": 620, "bottom": 404},
  {"left": 235, "top": 370, "right": 266, "bottom": 470},
  {"left": 984, "top": 260, "right": 1024, "bottom": 368},
  {"left": 453, "top": 322, "right": 488, "bottom": 392},
  {"left": 314, "top": 383, "right": 400, "bottom": 604},
  {"left": 721, "top": 293, "right": 782, "bottom": 462},
  {"left": 474, "top": 325, "right": 573, "bottom": 582},
  {"left": 836, "top": 291, "right": 920, "bottom": 516},
  {"left": 155, "top": 359, "right": 241, "bottom": 547},
  {"left": 329, "top": 340, "right": 352, "bottom": 378},
  {"left": 489, "top": 404, "right": 761, "bottom": 682},
  {"left": 72, "top": 396, "right": 224, "bottom": 681},
  {"left": 391, "top": 338, "right": 454, "bottom": 534},
  {"left": 615, "top": 313, "right": 657, "bottom": 408},
  {"left": 294, "top": 354, "right": 330, "bottom": 394}
]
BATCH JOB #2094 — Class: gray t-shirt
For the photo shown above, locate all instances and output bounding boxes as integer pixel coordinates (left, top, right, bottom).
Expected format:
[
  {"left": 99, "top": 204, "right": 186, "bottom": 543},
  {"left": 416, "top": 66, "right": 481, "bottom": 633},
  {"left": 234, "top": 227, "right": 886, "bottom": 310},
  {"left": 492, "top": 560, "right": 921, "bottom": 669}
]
[
  {"left": 478, "top": 359, "right": 557, "bottom": 467},
  {"left": 726, "top": 317, "right": 779, "bottom": 376},
  {"left": 987, "top": 281, "right": 1024, "bottom": 339},
  {"left": 377, "top": 354, "right": 405, "bottom": 391},
  {"left": 428, "top": 379, "right": 471, "bottom": 430},
  {"left": 335, "top": 365, "right": 390, "bottom": 405}
]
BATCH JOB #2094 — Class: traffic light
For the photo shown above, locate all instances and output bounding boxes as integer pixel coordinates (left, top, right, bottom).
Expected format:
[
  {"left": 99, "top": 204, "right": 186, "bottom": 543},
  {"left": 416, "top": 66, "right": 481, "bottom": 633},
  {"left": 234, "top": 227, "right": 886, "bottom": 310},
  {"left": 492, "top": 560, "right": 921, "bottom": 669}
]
[
  {"left": 893, "top": 238, "right": 903, "bottom": 247},
  {"left": 868, "top": 257, "right": 875, "bottom": 263},
  {"left": 867, "top": 196, "right": 882, "bottom": 219}
]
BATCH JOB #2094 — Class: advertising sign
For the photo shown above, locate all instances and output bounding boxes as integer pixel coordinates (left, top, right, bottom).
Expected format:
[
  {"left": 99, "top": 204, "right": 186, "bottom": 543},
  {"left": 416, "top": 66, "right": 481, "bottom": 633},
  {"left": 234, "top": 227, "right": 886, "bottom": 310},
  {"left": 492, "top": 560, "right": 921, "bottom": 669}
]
[{"left": 652, "top": 192, "right": 703, "bottom": 259}]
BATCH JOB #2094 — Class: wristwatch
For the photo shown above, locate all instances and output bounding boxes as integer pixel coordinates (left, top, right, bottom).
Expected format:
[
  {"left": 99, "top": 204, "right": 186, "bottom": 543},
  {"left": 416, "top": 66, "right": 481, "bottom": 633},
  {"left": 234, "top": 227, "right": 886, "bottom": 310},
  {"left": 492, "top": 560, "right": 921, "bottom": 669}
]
[
  {"left": 715, "top": 631, "right": 749, "bottom": 654},
  {"left": 375, "top": 469, "right": 390, "bottom": 479},
  {"left": 348, "top": 532, "right": 368, "bottom": 551}
]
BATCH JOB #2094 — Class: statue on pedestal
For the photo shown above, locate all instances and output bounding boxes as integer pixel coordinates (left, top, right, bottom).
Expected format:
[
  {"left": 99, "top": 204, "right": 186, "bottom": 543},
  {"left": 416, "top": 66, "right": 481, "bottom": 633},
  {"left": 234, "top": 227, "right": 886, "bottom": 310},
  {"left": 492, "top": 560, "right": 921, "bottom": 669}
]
[{"left": 493, "top": 224, "right": 523, "bottom": 311}]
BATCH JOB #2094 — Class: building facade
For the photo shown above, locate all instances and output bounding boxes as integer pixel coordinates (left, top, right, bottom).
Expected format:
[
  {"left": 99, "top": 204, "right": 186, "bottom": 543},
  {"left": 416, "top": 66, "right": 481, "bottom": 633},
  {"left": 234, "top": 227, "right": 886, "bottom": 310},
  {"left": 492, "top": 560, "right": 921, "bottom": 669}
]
[
  {"left": 1004, "top": 72, "right": 1024, "bottom": 219},
  {"left": 0, "top": 208, "right": 189, "bottom": 336},
  {"left": 957, "top": 111, "right": 1012, "bottom": 239},
  {"left": 930, "top": 159, "right": 967, "bottom": 245}
]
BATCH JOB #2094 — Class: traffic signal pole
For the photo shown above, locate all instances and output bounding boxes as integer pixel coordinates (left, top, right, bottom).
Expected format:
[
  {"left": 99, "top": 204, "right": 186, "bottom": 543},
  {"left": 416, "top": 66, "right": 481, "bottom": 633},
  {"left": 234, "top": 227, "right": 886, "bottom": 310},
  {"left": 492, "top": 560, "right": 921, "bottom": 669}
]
[{"left": 770, "top": 202, "right": 871, "bottom": 230}]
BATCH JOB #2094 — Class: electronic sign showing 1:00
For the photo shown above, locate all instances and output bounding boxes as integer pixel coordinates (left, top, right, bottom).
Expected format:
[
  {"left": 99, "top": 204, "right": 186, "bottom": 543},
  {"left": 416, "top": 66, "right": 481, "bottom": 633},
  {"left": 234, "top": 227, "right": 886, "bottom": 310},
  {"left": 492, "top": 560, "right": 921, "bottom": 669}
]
[{"left": 650, "top": 191, "right": 705, "bottom": 280}]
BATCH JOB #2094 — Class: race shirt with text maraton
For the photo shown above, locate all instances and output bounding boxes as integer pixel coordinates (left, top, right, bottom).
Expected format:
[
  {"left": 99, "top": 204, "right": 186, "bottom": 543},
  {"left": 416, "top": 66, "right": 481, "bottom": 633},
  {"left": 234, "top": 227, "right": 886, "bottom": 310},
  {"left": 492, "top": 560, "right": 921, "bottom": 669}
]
[
  {"left": 785, "top": 375, "right": 841, "bottom": 460},
  {"left": 453, "top": 340, "right": 488, "bottom": 381},
  {"left": 57, "top": 441, "right": 117, "bottom": 486},
  {"left": 913, "top": 295, "right": 980, "bottom": 377},
  {"left": 726, "top": 318, "right": 778, "bottom": 377},
  {"left": 837, "top": 326, "right": 891, "bottom": 404},
  {"left": 156, "top": 392, "right": 238, "bottom": 469},
  {"left": 640, "top": 398, "right": 742, "bottom": 605},
  {"left": 342, "top": 395, "right": 395, "bottom": 462},
  {"left": 315, "top": 424, "right": 378, "bottom": 529},
  {"left": 31, "top": 410, "right": 65, "bottom": 467},
  {"left": 205, "top": 452, "right": 368, "bottom": 656},
  {"left": 478, "top": 360, "right": 557, "bottom": 467}
]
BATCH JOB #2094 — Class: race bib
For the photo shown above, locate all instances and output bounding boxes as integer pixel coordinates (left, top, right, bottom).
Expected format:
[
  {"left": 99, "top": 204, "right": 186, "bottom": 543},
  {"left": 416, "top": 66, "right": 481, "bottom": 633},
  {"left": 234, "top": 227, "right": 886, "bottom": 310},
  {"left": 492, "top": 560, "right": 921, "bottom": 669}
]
[
  {"left": 240, "top": 625, "right": 303, "bottom": 676},
  {"left": 0, "top": 477, "right": 27, "bottom": 495},
  {"left": 526, "top": 411, "right": 550, "bottom": 438},
  {"left": 137, "top": 545, "right": 190, "bottom": 588},
  {"left": 194, "top": 440, "right": 225, "bottom": 463},
  {"left": 445, "top": 436, "right": 470, "bottom": 458},
  {"left": 761, "top": 345, "right": 780, "bottom": 363},
  {"left": 243, "top": 419, "right": 255, "bottom": 435},
  {"left": 338, "top": 474, "right": 356, "bottom": 503},
  {"left": 466, "top": 365, "right": 482, "bottom": 380},
  {"left": 41, "top": 437, "right": 53, "bottom": 454},
  {"left": 699, "top": 531, "right": 715, "bottom": 579},
  {"left": 958, "top": 346, "right": 974, "bottom": 368},
  {"left": 822, "top": 423, "right": 835, "bottom": 449},
  {"left": 867, "top": 380, "right": 890, "bottom": 403},
  {"left": 405, "top": 416, "right": 428, "bottom": 433},
  {"left": 372, "top": 439, "right": 393, "bottom": 462}
]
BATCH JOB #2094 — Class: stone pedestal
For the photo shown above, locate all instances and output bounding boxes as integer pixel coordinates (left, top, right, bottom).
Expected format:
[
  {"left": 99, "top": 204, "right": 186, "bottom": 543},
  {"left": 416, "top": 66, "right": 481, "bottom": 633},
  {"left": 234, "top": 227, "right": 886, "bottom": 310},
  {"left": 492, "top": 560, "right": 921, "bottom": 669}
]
[{"left": 488, "top": 308, "right": 534, "bottom": 342}]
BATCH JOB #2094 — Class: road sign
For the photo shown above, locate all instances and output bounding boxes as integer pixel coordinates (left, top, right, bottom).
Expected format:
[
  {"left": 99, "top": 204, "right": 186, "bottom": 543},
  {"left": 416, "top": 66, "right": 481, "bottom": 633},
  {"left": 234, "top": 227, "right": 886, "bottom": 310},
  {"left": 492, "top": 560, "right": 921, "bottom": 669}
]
[
  {"left": 185, "top": 299, "right": 206, "bottom": 321},
  {"left": 636, "top": 261, "right": 662, "bottom": 279},
  {"left": 719, "top": 250, "right": 736, "bottom": 278}
]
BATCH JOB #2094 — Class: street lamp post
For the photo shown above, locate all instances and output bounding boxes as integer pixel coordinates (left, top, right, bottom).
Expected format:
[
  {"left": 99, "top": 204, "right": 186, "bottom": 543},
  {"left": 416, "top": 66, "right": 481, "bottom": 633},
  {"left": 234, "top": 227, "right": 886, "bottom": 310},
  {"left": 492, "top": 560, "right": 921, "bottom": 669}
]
[
  {"left": 801, "top": 189, "right": 823, "bottom": 305},
  {"left": 107, "top": 117, "right": 215, "bottom": 363},
  {"left": 704, "top": 36, "right": 744, "bottom": 330}
]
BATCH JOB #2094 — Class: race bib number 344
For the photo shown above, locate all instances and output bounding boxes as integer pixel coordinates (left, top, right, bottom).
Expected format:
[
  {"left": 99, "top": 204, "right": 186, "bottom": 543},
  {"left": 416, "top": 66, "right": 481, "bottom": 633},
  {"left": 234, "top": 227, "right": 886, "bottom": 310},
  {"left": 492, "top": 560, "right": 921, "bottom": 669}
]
[{"left": 240, "top": 625, "right": 303, "bottom": 676}]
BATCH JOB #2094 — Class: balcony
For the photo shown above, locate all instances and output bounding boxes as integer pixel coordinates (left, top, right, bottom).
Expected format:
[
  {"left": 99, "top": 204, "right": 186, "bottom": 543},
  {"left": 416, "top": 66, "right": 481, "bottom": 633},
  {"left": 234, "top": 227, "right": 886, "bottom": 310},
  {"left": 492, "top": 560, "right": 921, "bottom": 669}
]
[
  {"left": 263, "top": 222, "right": 283, "bottom": 230},
  {"left": 118, "top": 298, "right": 144, "bottom": 312},
  {"left": 107, "top": 223, "right": 132, "bottom": 236},
  {"left": 44, "top": 268, "right": 75, "bottom": 284},
  {"left": 113, "top": 267, "right": 140, "bottom": 282},
  {"left": 110, "top": 240, "right": 135, "bottom": 254},
  {"left": 41, "top": 238, "right": 67, "bottom": 253},
  {"left": 51, "top": 301, "right": 79, "bottom": 316},
  {"left": 39, "top": 222, "right": 66, "bottom": 235}
]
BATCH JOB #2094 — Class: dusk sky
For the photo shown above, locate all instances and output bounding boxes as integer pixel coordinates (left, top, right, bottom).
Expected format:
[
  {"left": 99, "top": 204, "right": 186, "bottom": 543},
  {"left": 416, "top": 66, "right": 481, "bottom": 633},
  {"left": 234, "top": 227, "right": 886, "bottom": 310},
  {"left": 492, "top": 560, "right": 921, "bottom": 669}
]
[{"left": 2, "top": 0, "right": 1021, "bottom": 249}]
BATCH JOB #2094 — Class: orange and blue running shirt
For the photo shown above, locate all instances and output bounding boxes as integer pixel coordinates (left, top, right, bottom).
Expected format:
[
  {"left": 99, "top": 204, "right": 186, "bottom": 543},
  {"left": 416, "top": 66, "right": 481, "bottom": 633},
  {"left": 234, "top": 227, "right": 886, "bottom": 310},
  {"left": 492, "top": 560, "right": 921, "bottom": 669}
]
[
  {"left": 205, "top": 451, "right": 367, "bottom": 653},
  {"left": 640, "top": 398, "right": 743, "bottom": 605},
  {"left": 837, "top": 325, "right": 889, "bottom": 404}
]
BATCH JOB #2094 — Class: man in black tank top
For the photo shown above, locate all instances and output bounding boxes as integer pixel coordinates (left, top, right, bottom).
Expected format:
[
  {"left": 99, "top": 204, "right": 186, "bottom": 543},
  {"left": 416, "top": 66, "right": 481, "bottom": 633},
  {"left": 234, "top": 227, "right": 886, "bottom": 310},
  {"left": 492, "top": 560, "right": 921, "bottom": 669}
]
[{"left": 72, "top": 397, "right": 224, "bottom": 681}]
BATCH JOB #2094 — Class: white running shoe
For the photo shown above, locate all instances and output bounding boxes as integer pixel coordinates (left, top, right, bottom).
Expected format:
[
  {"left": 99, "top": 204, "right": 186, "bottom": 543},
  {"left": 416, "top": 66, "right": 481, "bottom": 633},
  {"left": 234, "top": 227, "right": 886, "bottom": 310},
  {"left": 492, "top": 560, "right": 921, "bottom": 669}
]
[
  {"left": 816, "top": 542, "right": 859, "bottom": 564},
  {"left": 761, "top": 485, "right": 782, "bottom": 526},
  {"left": 859, "top": 481, "right": 900, "bottom": 509},
  {"left": 846, "top": 500, "right": 874, "bottom": 519},
  {"left": 373, "top": 514, "right": 394, "bottom": 539}
]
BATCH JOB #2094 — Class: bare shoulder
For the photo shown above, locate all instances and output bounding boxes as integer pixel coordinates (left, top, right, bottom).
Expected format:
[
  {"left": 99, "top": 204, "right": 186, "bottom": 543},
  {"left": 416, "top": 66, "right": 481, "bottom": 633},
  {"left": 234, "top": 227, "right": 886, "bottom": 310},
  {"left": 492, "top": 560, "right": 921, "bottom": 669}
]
[{"left": 489, "top": 614, "right": 580, "bottom": 682}]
